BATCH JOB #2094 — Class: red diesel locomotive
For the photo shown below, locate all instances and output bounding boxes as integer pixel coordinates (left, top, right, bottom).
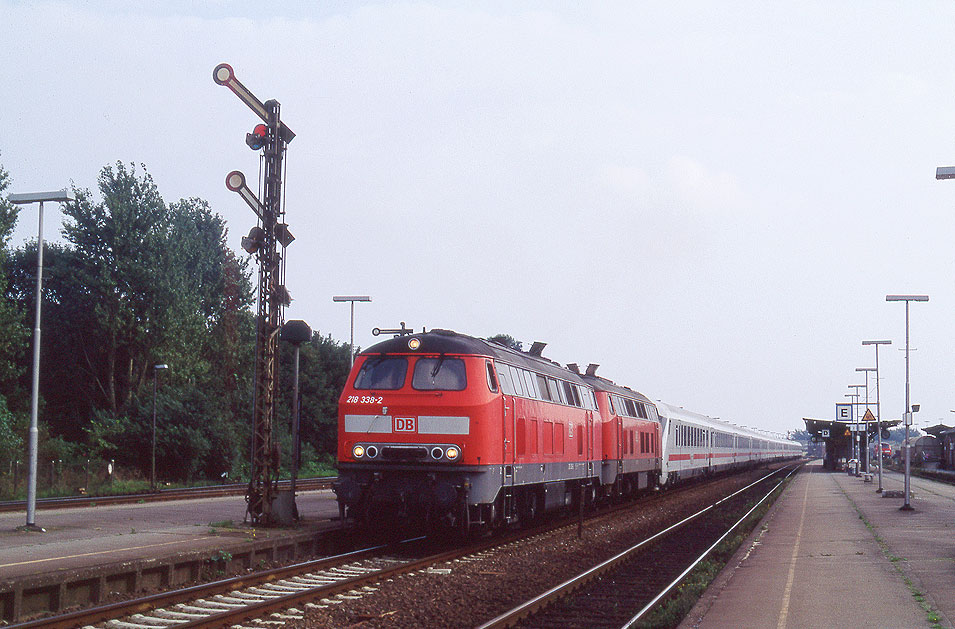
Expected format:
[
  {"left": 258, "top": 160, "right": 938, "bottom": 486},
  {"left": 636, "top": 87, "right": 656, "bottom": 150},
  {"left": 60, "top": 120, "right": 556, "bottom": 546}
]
[{"left": 334, "top": 329, "right": 798, "bottom": 534}]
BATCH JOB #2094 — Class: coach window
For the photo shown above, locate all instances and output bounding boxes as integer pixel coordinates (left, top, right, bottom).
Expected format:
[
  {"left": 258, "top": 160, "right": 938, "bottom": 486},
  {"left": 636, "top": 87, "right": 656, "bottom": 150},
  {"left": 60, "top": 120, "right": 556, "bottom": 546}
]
[
  {"left": 413, "top": 357, "right": 467, "bottom": 391},
  {"left": 354, "top": 357, "right": 408, "bottom": 390},
  {"left": 486, "top": 361, "right": 498, "bottom": 392}
]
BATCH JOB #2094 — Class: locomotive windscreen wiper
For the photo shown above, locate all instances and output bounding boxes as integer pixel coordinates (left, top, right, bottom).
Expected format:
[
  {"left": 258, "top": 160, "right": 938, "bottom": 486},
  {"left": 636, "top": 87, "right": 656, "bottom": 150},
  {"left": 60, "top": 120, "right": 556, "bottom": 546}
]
[{"left": 431, "top": 354, "right": 446, "bottom": 379}]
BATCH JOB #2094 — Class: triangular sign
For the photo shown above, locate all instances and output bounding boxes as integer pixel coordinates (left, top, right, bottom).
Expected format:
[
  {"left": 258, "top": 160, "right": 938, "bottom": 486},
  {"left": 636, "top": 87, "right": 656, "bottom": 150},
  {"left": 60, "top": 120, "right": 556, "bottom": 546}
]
[{"left": 862, "top": 408, "right": 876, "bottom": 422}]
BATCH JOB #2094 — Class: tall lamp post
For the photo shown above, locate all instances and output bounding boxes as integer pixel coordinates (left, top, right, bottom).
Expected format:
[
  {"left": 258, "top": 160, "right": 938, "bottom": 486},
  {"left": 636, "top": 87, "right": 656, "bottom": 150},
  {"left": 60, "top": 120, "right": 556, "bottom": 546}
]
[
  {"left": 280, "top": 320, "right": 311, "bottom": 501},
  {"left": 855, "top": 367, "right": 876, "bottom": 474},
  {"left": 862, "top": 340, "right": 891, "bottom": 493},
  {"left": 886, "top": 294, "right": 929, "bottom": 511},
  {"left": 332, "top": 296, "right": 371, "bottom": 368},
  {"left": 151, "top": 364, "right": 168, "bottom": 491},
  {"left": 8, "top": 188, "right": 75, "bottom": 531},
  {"left": 848, "top": 385, "right": 865, "bottom": 476}
]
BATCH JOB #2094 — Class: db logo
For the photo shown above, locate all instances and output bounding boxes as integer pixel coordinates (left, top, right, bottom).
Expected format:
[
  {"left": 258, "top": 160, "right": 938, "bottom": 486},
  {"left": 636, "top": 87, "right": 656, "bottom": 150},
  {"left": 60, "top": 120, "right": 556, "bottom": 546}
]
[{"left": 394, "top": 417, "right": 417, "bottom": 432}]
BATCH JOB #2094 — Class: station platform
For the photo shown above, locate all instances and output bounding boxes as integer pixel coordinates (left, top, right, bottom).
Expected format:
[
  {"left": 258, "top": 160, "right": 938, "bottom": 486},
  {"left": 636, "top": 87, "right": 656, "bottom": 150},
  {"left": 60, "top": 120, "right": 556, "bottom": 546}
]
[
  {"left": 0, "top": 489, "right": 341, "bottom": 621},
  {"left": 681, "top": 461, "right": 955, "bottom": 628}
]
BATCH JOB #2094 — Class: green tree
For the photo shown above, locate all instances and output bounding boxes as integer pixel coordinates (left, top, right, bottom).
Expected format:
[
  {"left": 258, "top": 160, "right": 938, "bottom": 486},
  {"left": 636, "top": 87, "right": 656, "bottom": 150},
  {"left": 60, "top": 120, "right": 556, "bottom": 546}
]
[
  {"left": 487, "top": 333, "right": 523, "bottom": 352},
  {"left": 0, "top": 161, "right": 25, "bottom": 403},
  {"left": 7, "top": 162, "right": 256, "bottom": 481}
]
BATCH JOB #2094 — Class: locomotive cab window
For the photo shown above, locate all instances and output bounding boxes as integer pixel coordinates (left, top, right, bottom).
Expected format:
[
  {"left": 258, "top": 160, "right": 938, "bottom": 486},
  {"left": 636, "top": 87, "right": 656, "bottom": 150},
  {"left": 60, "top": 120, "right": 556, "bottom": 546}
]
[
  {"left": 412, "top": 357, "right": 467, "bottom": 391},
  {"left": 354, "top": 357, "right": 408, "bottom": 390},
  {"left": 486, "top": 361, "right": 498, "bottom": 392}
]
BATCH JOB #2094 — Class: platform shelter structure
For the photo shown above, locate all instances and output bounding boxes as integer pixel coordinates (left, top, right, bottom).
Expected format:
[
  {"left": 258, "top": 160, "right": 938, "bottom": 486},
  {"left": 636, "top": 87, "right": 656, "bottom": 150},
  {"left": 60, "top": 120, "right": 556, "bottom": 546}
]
[{"left": 803, "top": 416, "right": 899, "bottom": 471}]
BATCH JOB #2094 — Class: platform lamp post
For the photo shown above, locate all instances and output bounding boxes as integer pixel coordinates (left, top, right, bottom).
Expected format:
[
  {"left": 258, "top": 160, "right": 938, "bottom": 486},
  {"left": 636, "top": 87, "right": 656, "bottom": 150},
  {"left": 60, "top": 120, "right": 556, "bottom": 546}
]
[
  {"left": 848, "top": 385, "right": 864, "bottom": 476},
  {"left": 8, "top": 188, "right": 76, "bottom": 532},
  {"left": 855, "top": 367, "right": 876, "bottom": 474},
  {"left": 280, "top": 320, "right": 311, "bottom": 499},
  {"left": 332, "top": 296, "right": 371, "bottom": 368},
  {"left": 151, "top": 364, "right": 168, "bottom": 491},
  {"left": 886, "top": 294, "right": 929, "bottom": 511},
  {"left": 862, "top": 340, "right": 891, "bottom": 493}
]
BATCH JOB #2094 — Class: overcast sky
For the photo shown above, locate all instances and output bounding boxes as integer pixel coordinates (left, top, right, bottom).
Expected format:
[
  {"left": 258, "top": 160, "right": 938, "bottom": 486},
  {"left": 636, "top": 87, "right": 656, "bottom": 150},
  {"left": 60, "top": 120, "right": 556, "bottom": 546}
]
[{"left": 4, "top": 1, "right": 955, "bottom": 437}]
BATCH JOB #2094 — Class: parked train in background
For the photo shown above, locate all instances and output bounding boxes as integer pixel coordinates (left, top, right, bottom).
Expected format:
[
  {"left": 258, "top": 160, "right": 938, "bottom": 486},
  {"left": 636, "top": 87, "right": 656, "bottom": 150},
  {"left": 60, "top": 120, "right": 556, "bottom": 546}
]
[{"left": 334, "top": 329, "right": 801, "bottom": 535}]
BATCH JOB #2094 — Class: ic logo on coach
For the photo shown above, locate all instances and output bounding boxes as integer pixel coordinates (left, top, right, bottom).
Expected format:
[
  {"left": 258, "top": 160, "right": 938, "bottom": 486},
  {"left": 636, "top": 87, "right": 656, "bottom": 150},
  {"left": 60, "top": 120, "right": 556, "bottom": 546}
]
[{"left": 394, "top": 417, "right": 417, "bottom": 432}]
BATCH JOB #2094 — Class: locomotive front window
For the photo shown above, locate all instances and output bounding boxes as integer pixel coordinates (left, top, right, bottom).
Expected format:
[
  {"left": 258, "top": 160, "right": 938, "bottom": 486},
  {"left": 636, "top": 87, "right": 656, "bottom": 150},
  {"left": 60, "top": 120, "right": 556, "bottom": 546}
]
[
  {"left": 413, "top": 357, "right": 467, "bottom": 391},
  {"left": 353, "top": 357, "right": 408, "bottom": 390}
]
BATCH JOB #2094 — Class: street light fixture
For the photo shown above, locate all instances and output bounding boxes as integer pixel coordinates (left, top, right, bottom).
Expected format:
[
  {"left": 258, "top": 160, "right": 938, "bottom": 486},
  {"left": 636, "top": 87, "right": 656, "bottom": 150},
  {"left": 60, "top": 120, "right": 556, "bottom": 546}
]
[
  {"left": 332, "top": 296, "right": 371, "bottom": 368},
  {"left": 862, "top": 340, "right": 891, "bottom": 493},
  {"left": 848, "top": 384, "right": 865, "bottom": 476},
  {"left": 856, "top": 367, "right": 877, "bottom": 475},
  {"left": 280, "top": 320, "right": 312, "bottom": 503},
  {"left": 886, "top": 294, "right": 929, "bottom": 511},
  {"left": 151, "top": 364, "right": 169, "bottom": 491},
  {"left": 8, "top": 188, "right": 75, "bottom": 532}
]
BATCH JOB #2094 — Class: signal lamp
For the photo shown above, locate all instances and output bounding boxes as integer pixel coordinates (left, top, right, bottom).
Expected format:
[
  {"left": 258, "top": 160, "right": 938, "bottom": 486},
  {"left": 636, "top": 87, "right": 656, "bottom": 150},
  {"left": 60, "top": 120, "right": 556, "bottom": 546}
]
[
  {"left": 445, "top": 446, "right": 460, "bottom": 460},
  {"left": 241, "top": 226, "right": 265, "bottom": 254},
  {"left": 246, "top": 123, "right": 268, "bottom": 150},
  {"left": 366, "top": 445, "right": 378, "bottom": 458},
  {"left": 274, "top": 223, "right": 295, "bottom": 247},
  {"left": 431, "top": 447, "right": 444, "bottom": 460},
  {"left": 352, "top": 445, "right": 365, "bottom": 458}
]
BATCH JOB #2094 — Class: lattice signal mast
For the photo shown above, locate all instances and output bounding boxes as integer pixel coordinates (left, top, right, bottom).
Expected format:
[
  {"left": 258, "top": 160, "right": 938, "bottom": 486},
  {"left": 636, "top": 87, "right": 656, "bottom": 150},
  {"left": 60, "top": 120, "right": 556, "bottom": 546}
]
[{"left": 214, "top": 63, "right": 296, "bottom": 525}]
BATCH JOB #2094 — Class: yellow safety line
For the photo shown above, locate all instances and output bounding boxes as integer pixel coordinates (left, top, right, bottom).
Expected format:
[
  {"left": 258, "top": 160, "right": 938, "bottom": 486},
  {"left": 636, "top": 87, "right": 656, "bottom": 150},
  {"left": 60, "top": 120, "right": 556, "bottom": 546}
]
[
  {"left": 0, "top": 537, "right": 210, "bottom": 568},
  {"left": 777, "top": 471, "right": 811, "bottom": 629}
]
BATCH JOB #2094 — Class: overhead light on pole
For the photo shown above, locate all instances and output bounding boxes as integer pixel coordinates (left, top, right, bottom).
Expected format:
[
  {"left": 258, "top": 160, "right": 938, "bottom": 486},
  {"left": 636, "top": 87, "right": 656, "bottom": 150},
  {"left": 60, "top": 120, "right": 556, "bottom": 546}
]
[
  {"left": 886, "top": 294, "right": 929, "bottom": 511},
  {"left": 7, "top": 188, "right": 76, "bottom": 532},
  {"left": 333, "top": 296, "right": 372, "bottom": 368},
  {"left": 862, "top": 340, "right": 891, "bottom": 493}
]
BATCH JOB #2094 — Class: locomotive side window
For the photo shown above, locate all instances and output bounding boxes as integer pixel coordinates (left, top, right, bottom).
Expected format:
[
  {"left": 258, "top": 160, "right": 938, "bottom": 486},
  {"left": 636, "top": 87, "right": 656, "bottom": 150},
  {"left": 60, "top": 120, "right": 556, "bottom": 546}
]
[
  {"left": 624, "top": 398, "right": 637, "bottom": 417},
  {"left": 353, "top": 357, "right": 408, "bottom": 390},
  {"left": 518, "top": 370, "right": 534, "bottom": 398},
  {"left": 551, "top": 378, "right": 565, "bottom": 404},
  {"left": 509, "top": 365, "right": 526, "bottom": 396},
  {"left": 537, "top": 374, "right": 552, "bottom": 401},
  {"left": 486, "top": 361, "right": 498, "bottom": 392},
  {"left": 412, "top": 357, "right": 467, "bottom": 391},
  {"left": 497, "top": 364, "right": 515, "bottom": 394},
  {"left": 562, "top": 381, "right": 581, "bottom": 407}
]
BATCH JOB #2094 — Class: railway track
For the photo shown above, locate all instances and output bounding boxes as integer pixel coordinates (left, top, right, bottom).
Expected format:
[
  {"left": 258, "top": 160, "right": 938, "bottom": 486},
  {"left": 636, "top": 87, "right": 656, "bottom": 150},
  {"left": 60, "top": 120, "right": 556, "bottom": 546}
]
[
  {"left": 0, "top": 477, "right": 336, "bottom": 513},
  {"left": 12, "top": 474, "right": 705, "bottom": 628},
  {"left": 479, "top": 463, "right": 802, "bottom": 629},
  {"left": 9, "top": 466, "right": 794, "bottom": 628},
  {"left": 10, "top": 538, "right": 436, "bottom": 629}
]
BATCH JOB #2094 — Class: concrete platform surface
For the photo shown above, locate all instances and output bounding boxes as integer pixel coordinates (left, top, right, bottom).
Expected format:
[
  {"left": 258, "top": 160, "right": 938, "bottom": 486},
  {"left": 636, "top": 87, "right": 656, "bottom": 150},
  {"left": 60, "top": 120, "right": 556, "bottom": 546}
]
[
  {"left": 681, "top": 462, "right": 954, "bottom": 628},
  {"left": 0, "top": 489, "right": 340, "bottom": 580}
]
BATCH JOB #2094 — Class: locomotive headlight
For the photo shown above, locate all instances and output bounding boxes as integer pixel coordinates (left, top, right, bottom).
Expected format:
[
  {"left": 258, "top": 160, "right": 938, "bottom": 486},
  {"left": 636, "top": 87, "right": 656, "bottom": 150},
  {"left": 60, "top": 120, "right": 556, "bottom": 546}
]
[
  {"left": 408, "top": 337, "right": 421, "bottom": 350},
  {"left": 352, "top": 445, "right": 365, "bottom": 459},
  {"left": 445, "top": 446, "right": 460, "bottom": 461}
]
